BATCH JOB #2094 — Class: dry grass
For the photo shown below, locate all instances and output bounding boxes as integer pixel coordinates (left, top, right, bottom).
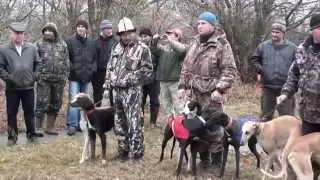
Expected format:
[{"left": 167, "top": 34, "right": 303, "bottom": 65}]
[{"left": 0, "top": 82, "right": 263, "bottom": 180}]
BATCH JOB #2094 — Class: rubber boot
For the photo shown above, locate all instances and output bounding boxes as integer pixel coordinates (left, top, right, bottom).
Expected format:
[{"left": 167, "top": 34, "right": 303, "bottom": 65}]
[{"left": 44, "top": 113, "right": 59, "bottom": 135}]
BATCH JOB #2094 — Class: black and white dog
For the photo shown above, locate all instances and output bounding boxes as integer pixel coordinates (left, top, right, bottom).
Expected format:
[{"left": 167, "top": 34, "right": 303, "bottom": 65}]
[{"left": 70, "top": 93, "right": 114, "bottom": 164}]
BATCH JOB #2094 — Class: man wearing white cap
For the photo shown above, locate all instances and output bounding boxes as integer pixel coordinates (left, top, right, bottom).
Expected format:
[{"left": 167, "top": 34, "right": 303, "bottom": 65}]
[{"left": 104, "top": 17, "right": 153, "bottom": 161}]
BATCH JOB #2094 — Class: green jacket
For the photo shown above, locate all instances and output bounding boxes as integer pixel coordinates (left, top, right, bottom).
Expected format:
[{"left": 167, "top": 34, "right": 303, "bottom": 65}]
[{"left": 153, "top": 39, "right": 186, "bottom": 81}]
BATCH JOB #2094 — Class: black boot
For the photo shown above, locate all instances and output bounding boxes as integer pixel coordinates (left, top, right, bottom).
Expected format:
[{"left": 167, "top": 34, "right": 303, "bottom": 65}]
[{"left": 150, "top": 108, "right": 159, "bottom": 128}]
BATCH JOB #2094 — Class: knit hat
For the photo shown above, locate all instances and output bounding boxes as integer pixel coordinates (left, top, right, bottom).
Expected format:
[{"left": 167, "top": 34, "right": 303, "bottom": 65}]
[
  {"left": 76, "top": 19, "right": 89, "bottom": 29},
  {"left": 139, "top": 27, "right": 152, "bottom": 37},
  {"left": 42, "top": 22, "right": 58, "bottom": 37},
  {"left": 100, "top": 19, "right": 112, "bottom": 29},
  {"left": 310, "top": 14, "right": 320, "bottom": 30},
  {"left": 198, "top": 11, "right": 217, "bottom": 26},
  {"left": 271, "top": 19, "right": 286, "bottom": 32}
]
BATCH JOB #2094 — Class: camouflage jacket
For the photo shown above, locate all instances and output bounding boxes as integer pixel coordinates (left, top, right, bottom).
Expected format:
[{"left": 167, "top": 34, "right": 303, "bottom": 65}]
[
  {"left": 178, "top": 27, "right": 237, "bottom": 94},
  {"left": 35, "top": 38, "right": 70, "bottom": 82},
  {"left": 282, "top": 35, "right": 320, "bottom": 123},
  {"left": 104, "top": 40, "right": 153, "bottom": 88}
]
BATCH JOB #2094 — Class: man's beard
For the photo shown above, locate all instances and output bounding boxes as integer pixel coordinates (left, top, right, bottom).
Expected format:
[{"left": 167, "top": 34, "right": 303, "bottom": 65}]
[{"left": 44, "top": 34, "right": 55, "bottom": 41}]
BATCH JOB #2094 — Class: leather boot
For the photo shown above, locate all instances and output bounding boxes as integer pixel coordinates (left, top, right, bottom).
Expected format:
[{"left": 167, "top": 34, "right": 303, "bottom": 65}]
[{"left": 44, "top": 113, "right": 59, "bottom": 135}]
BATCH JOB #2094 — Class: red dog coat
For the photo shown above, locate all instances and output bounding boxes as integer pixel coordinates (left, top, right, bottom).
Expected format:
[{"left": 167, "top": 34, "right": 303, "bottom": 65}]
[{"left": 168, "top": 115, "right": 190, "bottom": 140}]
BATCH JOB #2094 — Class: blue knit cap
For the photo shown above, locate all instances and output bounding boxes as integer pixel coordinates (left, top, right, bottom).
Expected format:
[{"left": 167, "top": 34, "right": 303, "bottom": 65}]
[{"left": 198, "top": 11, "right": 217, "bottom": 26}]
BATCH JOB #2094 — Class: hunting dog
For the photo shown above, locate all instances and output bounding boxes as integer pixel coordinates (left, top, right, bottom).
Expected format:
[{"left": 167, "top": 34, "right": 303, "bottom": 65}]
[
  {"left": 211, "top": 115, "right": 261, "bottom": 179},
  {"left": 261, "top": 131, "right": 320, "bottom": 180},
  {"left": 241, "top": 115, "right": 302, "bottom": 180},
  {"left": 70, "top": 93, "right": 114, "bottom": 164},
  {"left": 159, "top": 101, "right": 229, "bottom": 178}
]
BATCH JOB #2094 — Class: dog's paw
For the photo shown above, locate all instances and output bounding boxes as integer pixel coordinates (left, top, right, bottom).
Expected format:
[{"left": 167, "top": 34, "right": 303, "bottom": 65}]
[{"left": 101, "top": 159, "right": 107, "bottom": 165}]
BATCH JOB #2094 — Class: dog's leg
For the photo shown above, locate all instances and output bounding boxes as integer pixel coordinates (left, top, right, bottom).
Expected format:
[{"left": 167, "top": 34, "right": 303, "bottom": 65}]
[
  {"left": 190, "top": 144, "right": 198, "bottom": 177},
  {"left": 80, "top": 131, "right": 90, "bottom": 163},
  {"left": 221, "top": 141, "right": 229, "bottom": 178},
  {"left": 171, "top": 138, "right": 176, "bottom": 159},
  {"left": 176, "top": 142, "right": 187, "bottom": 178},
  {"left": 100, "top": 133, "right": 107, "bottom": 165},
  {"left": 89, "top": 130, "right": 96, "bottom": 160},
  {"left": 288, "top": 153, "right": 313, "bottom": 180},
  {"left": 248, "top": 136, "right": 261, "bottom": 168},
  {"left": 234, "top": 145, "right": 240, "bottom": 179},
  {"left": 159, "top": 125, "right": 173, "bottom": 162},
  {"left": 262, "top": 152, "right": 277, "bottom": 180}
]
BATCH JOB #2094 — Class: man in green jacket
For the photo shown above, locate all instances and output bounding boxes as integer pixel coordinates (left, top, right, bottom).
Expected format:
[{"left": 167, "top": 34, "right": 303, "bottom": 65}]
[
  {"left": 152, "top": 28, "right": 186, "bottom": 119},
  {"left": 0, "top": 22, "right": 43, "bottom": 146}
]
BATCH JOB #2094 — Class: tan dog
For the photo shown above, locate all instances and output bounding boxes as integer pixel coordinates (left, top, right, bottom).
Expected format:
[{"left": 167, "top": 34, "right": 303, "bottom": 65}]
[
  {"left": 241, "top": 115, "right": 302, "bottom": 180},
  {"left": 262, "top": 131, "right": 320, "bottom": 180}
]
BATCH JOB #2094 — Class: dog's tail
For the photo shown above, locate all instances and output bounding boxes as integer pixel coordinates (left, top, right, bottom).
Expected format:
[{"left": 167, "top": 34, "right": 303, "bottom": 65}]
[
  {"left": 260, "top": 126, "right": 302, "bottom": 179},
  {"left": 170, "top": 137, "right": 176, "bottom": 159}
]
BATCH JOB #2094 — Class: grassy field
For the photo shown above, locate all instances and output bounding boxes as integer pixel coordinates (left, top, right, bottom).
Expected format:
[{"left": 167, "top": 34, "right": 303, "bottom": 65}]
[{"left": 0, "top": 82, "right": 264, "bottom": 180}]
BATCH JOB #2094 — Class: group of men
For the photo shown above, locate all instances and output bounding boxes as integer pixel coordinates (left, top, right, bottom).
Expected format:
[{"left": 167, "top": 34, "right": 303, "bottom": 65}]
[{"left": 0, "top": 10, "right": 320, "bottom": 176}]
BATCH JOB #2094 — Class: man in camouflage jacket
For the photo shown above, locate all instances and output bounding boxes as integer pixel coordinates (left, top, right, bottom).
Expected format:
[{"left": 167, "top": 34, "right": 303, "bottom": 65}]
[
  {"left": 278, "top": 14, "right": 320, "bottom": 135},
  {"left": 178, "top": 12, "right": 237, "bottom": 175},
  {"left": 104, "top": 17, "right": 153, "bottom": 161},
  {"left": 35, "top": 22, "right": 70, "bottom": 135}
]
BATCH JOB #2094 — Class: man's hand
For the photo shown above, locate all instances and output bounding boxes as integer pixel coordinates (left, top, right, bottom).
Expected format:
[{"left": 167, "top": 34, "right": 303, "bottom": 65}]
[
  {"left": 211, "top": 90, "right": 223, "bottom": 103},
  {"left": 277, "top": 94, "right": 288, "bottom": 105},
  {"left": 177, "top": 89, "right": 186, "bottom": 99}
]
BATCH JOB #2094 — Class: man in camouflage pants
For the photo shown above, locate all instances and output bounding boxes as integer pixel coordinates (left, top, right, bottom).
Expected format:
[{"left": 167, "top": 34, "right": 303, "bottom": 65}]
[
  {"left": 178, "top": 12, "right": 237, "bottom": 176},
  {"left": 278, "top": 14, "right": 320, "bottom": 135},
  {"left": 104, "top": 17, "right": 153, "bottom": 161},
  {"left": 35, "top": 22, "right": 70, "bottom": 135}
]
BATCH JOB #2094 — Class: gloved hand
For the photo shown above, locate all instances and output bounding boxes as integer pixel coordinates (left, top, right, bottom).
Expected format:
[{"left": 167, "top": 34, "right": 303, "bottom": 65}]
[
  {"left": 277, "top": 94, "right": 288, "bottom": 105},
  {"left": 177, "top": 89, "right": 186, "bottom": 99},
  {"left": 211, "top": 90, "right": 223, "bottom": 103}
]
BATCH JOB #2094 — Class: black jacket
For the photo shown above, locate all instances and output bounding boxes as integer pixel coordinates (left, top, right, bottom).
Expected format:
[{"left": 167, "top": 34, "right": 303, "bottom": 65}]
[
  {"left": 65, "top": 34, "right": 97, "bottom": 83},
  {"left": 0, "top": 42, "right": 39, "bottom": 90},
  {"left": 95, "top": 35, "right": 117, "bottom": 71}
]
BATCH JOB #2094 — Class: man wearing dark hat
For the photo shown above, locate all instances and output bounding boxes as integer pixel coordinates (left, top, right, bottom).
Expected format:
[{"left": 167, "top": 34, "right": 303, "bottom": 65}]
[
  {"left": 139, "top": 27, "right": 160, "bottom": 128},
  {"left": 65, "top": 19, "right": 97, "bottom": 136},
  {"left": 34, "top": 22, "right": 70, "bottom": 136},
  {"left": 0, "top": 22, "right": 43, "bottom": 145},
  {"left": 93, "top": 19, "right": 117, "bottom": 107},
  {"left": 250, "top": 19, "right": 296, "bottom": 121},
  {"left": 178, "top": 11, "right": 237, "bottom": 176},
  {"left": 278, "top": 13, "right": 320, "bottom": 135}
]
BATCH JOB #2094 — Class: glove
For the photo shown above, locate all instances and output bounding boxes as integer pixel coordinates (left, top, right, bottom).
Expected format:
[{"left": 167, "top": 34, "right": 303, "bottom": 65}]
[{"left": 277, "top": 94, "right": 288, "bottom": 105}]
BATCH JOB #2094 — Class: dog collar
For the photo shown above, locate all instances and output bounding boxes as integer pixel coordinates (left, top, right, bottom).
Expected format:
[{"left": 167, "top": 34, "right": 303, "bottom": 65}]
[
  {"left": 226, "top": 117, "right": 233, "bottom": 129},
  {"left": 85, "top": 109, "right": 95, "bottom": 116}
]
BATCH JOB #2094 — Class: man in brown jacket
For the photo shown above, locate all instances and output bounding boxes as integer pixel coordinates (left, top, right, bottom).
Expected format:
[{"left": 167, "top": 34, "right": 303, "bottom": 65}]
[{"left": 178, "top": 11, "right": 237, "bottom": 176}]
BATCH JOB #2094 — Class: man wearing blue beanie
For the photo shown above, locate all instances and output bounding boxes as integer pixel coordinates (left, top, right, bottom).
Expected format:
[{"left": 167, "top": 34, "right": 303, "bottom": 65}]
[{"left": 178, "top": 11, "right": 237, "bottom": 176}]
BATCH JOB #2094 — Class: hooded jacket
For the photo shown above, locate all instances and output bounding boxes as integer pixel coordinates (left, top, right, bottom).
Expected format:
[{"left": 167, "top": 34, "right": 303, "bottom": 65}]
[{"left": 35, "top": 22, "right": 70, "bottom": 82}]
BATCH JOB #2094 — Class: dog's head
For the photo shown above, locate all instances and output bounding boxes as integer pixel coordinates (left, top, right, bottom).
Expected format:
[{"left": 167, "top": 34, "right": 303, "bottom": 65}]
[
  {"left": 204, "top": 111, "right": 230, "bottom": 130},
  {"left": 181, "top": 100, "right": 202, "bottom": 121},
  {"left": 70, "top": 93, "right": 94, "bottom": 110},
  {"left": 241, "top": 121, "right": 259, "bottom": 145}
]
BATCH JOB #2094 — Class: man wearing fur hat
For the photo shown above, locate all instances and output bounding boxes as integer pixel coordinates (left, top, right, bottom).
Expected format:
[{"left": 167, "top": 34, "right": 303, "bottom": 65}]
[
  {"left": 93, "top": 19, "right": 117, "bottom": 107},
  {"left": 104, "top": 17, "right": 153, "bottom": 161},
  {"left": 65, "top": 19, "right": 97, "bottom": 136},
  {"left": 251, "top": 19, "right": 296, "bottom": 121},
  {"left": 178, "top": 11, "right": 237, "bottom": 176},
  {"left": 0, "top": 21, "right": 44, "bottom": 145},
  {"left": 278, "top": 14, "right": 320, "bottom": 135},
  {"left": 35, "top": 22, "right": 70, "bottom": 135}
]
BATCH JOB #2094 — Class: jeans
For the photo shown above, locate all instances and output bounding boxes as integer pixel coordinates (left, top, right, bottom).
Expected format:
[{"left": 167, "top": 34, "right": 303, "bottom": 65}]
[{"left": 67, "top": 81, "right": 90, "bottom": 130}]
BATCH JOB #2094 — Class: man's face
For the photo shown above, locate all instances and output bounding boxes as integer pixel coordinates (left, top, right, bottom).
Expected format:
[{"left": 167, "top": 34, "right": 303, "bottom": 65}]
[
  {"left": 102, "top": 28, "right": 112, "bottom": 37},
  {"left": 197, "top": 20, "right": 214, "bottom": 36},
  {"left": 76, "top": 25, "right": 87, "bottom": 37},
  {"left": 312, "top": 26, "right": 320, "bottom": 44},
  {"left": 120, "top": 31, "right": 135, "bottom": 45},
  {"left": 10, "top": 31, "right": 25, "bottom": 45},
  {"left": 43, "top": 30, "right": 55, "bottom": 40},
  {"left": 271, "top": 29, "right": 284, "bottom": 43},
  {"left": 139, "top": 34, "right": 151, "bottom": 44}
]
